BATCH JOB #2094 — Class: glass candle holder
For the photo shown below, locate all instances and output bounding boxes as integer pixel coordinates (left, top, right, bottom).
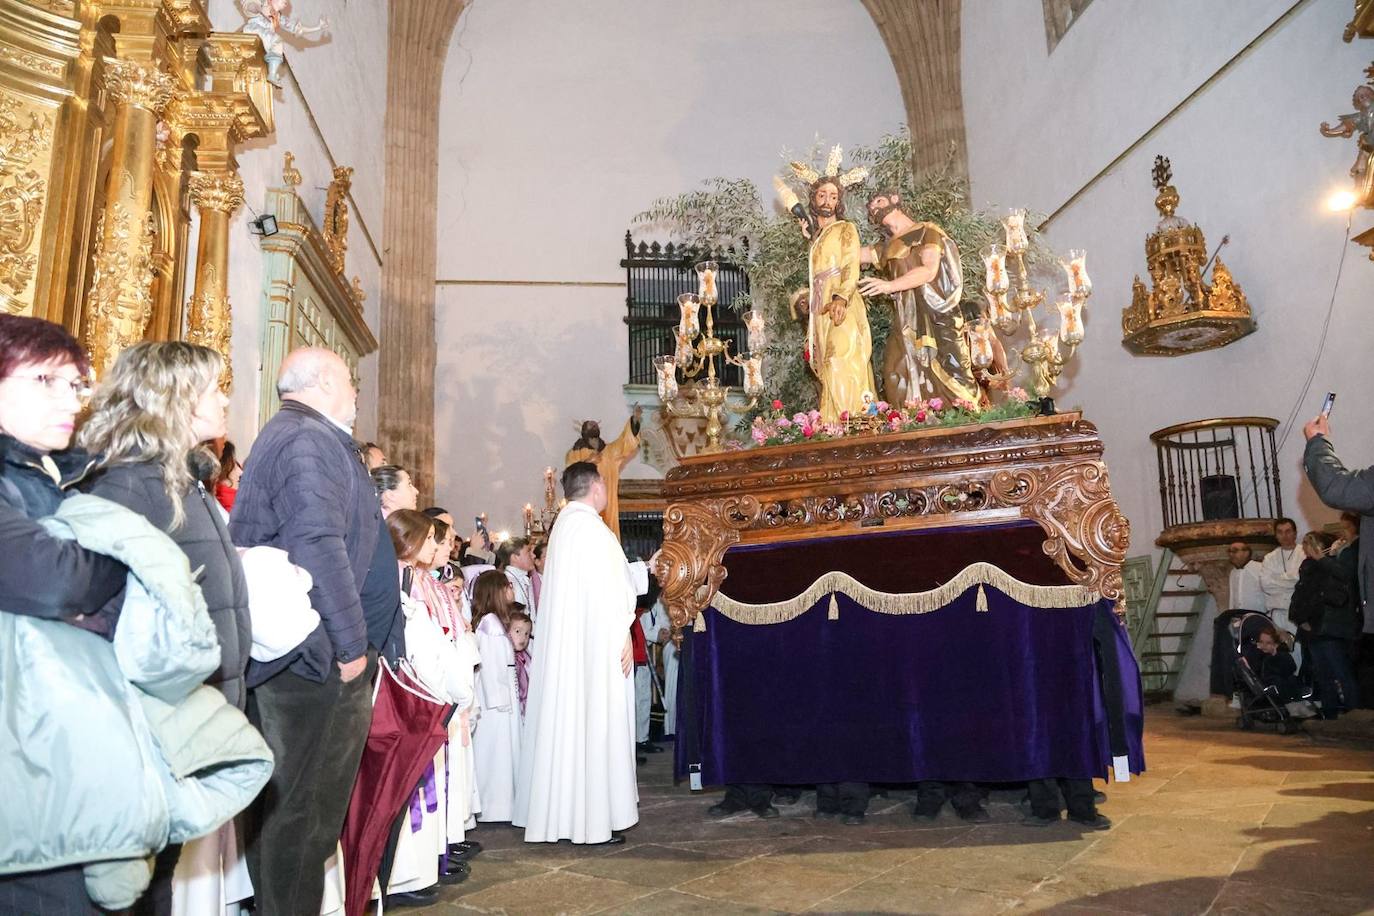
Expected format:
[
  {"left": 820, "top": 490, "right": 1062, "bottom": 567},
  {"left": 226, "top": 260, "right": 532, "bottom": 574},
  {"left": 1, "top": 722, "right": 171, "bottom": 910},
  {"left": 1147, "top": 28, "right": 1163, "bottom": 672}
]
[
  {"left": 740, "top": 352, "right": 764, "bottom": 396},
  {"left": 695, "top": 261, "right": 719, "bottom": 304},
  {"left": 1003, "top": 209, "right": 1029, "bottom": 254},
  {"left": 981, "top": 244, "right": 1009, "bottom": 295},
  {"left": 1062, "top": 249, "right": 1091, "bottom": 298},
  {"left": 1041, "top": 327, "right": 1061, "bottom": 361},
  {"left": 743, "top": 310, "right": 766, "bottom": 350},
  {"left": 1056, "top": 297, "right": 1085, "bottom": 346},
  {"left": 985, "top": 289, "right": 1019, "bottom": 335},
  {"left": 674, "top": 333, "right": 694, "bottom": 367},
  {"left": 970, "top": 320, "right": 996, "bottom": 370},
  {"left": 677, "top": 293, "right": 700, "bottom": 339},
  {"left": 654, "top": 354, "right": 678, "bottom": 400}
]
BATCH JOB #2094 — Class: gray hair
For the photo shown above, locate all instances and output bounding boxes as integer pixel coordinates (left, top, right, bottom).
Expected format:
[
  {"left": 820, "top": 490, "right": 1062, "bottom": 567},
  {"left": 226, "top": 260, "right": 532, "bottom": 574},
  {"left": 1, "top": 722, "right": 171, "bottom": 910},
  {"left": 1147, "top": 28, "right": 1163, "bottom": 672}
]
[{"left": 276, "top": 348, "right": 331, "bottom": 397}]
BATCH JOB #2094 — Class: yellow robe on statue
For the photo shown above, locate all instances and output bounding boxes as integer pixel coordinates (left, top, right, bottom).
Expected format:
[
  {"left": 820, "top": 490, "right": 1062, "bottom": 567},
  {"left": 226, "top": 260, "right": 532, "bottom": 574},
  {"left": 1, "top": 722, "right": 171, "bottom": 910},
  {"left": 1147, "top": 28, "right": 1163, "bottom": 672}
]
[
  {"left": 565, "top": 418, "right": 640, "bottom": 540},
  {"left": 807, "top": 220, "right": 873, "bottom": 424}
]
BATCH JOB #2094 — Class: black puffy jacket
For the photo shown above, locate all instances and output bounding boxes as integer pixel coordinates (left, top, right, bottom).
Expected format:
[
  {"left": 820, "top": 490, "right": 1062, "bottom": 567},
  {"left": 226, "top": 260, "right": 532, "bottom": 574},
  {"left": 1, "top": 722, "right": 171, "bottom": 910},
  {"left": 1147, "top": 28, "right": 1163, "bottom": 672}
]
[
  {"left": 84, "top": 456, "right": 252, "bottom": 709},
  {"left": 1289, "top": 554, "right": 1360, "bottom": 641},
  {"left": 0, "top": 435, "right": 124, "bottom": 626}
]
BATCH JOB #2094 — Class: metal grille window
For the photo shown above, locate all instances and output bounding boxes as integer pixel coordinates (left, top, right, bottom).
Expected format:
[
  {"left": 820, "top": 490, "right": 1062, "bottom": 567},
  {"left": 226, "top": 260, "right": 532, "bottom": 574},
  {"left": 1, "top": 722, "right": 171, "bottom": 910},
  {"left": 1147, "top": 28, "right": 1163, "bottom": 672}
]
[
  {"left": 622, "top": 233, "right": 751, "bottom": 388},
  {"left": 619, "top": 510, "right": 664, "bottom": 563}
]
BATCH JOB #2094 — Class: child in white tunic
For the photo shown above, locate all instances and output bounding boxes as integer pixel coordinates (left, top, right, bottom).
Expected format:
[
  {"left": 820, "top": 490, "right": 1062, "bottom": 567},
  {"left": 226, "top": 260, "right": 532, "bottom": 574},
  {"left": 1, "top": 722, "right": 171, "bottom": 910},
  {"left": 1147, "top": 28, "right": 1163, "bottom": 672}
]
[{"left": 472, "top": 571, "right": 523, "bottom": 822}]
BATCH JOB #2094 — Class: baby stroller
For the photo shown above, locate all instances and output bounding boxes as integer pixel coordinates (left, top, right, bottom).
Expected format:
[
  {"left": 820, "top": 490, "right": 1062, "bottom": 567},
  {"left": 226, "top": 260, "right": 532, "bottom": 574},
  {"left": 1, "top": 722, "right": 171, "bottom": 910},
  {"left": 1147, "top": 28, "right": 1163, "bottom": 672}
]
[{"left": 1229, "top": 611, "right": 1314, "bottom": 734}]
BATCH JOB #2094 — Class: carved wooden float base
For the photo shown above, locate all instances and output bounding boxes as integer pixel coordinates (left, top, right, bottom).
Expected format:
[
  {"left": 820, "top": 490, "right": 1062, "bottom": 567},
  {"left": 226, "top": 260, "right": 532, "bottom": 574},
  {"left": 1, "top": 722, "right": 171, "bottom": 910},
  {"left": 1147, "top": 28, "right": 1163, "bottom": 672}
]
[{"left": 650, "top": 412, "right": 1131, "bottom": 632}]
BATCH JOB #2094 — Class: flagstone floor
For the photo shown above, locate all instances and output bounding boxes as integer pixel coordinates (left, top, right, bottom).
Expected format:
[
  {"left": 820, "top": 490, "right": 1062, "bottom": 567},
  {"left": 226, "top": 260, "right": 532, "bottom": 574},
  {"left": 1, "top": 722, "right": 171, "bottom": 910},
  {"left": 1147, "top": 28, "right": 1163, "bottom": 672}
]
[{"left": 410, "top": 712, "right": 1374, "bottom": 915}]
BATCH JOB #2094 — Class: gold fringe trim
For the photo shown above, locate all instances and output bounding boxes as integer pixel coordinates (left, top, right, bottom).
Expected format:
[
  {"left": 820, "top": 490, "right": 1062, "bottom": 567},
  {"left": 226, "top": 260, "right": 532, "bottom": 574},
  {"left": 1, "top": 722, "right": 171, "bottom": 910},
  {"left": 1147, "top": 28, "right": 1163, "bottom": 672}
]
[{"left": 708, "top": 562, "right": 1095, "bottom": 628}]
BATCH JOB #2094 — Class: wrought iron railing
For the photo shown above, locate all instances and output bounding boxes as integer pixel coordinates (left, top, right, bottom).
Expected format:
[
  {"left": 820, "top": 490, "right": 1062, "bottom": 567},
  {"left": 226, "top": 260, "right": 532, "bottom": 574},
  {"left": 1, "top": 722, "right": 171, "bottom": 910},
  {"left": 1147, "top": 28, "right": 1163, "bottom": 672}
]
[
  {"left": 622, "top": 232, "right": 750, "bottom": 388},
  {"left": 1150, "top": 417, "right": 1281, "bottom": 529}
]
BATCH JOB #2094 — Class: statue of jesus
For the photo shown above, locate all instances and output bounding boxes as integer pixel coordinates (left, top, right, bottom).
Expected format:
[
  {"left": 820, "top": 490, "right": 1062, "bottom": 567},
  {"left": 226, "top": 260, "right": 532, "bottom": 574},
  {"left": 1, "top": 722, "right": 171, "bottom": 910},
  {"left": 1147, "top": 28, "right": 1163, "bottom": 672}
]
[{"left": 798, "top": 177, "right": 874, "bottom": 424}]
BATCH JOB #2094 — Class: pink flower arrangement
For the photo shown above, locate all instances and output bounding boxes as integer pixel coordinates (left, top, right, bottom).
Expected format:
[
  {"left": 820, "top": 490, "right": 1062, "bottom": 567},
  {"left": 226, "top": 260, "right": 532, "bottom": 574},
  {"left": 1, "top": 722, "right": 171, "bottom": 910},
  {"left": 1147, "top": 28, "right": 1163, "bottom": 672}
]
[{"left": 744, "top": 393, "right": 1040, "bottom": 449}]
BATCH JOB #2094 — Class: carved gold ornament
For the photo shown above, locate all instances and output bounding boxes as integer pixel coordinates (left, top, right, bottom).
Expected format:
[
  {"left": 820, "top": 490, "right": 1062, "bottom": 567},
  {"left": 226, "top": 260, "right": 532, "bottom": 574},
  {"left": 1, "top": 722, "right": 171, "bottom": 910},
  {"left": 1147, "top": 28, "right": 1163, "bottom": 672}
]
[
  {"left": 188, "top": 171, "right": 245, "bottom": 214},
  {"left": 1121, "top": 156, "right": 1254, "bottom": 356},
  {"left": 282, "top": 150, "right": 302, "bottom": 187},
  {"left": 103, "top": 59, "right": 179, "bottom": 114},
  {"left": 0, "top": 95, "right": 52, "bottom": 310},
  {"left": 322, "top": 165, "right": 352, "bottom": 275},
  {"left": 85, "top": 201, "right": 157, "bottom": 376}
]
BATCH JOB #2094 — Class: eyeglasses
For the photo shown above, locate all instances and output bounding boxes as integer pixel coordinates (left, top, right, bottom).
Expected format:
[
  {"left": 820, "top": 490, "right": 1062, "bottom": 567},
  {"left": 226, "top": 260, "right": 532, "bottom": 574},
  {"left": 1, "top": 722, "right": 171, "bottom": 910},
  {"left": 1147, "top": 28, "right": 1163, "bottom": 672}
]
[{"left": 5, "top": 373, "right": 92, "bottom": 401}]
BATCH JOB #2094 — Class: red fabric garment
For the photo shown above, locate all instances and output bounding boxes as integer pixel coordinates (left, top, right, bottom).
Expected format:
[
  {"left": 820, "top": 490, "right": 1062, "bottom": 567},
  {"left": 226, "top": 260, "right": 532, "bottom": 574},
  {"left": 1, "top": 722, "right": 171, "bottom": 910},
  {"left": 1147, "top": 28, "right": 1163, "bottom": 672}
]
[
  {"left": 339, "top": 662, "right": 451, "bottom": 916},
  {"left": 214, "top": 482, "right": 236, "bottom": 512},
  {"left": 631, "top": 617, "right": 648, "bottom": 665}
]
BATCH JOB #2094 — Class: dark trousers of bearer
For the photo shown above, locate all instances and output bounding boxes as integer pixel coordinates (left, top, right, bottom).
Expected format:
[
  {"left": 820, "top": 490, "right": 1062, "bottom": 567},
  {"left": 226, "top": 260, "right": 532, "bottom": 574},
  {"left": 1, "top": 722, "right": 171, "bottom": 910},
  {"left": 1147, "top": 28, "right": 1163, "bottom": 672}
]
[
  {"left": 721, "top": 783, "right": 774, "bottom": 814},
  {"left": 246, "top": 654, "right": 376, "bottom": 916},
  {"left": 1027, "top": 777, "right": 1096, "bottom": 821},
  {"left": 816, "top": 782, "right": 870, "bottom": 817},
  {"left": 915, "top": 781, "right": 982, "bottom": 816}
]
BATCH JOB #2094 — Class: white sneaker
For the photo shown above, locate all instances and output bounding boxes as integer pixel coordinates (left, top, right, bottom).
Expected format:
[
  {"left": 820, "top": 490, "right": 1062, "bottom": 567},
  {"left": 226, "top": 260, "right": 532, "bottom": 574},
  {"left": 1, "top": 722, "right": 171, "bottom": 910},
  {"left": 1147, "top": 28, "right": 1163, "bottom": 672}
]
[{"left": 1229, "top": 694, "right": 1242, "bottom": 710}]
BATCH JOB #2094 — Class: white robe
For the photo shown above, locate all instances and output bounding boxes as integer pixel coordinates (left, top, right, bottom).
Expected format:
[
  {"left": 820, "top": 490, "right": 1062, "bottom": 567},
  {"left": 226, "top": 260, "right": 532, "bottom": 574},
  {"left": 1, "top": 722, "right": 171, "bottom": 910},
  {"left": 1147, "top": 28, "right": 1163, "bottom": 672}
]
[
  {"left": 506, "top": 566, "right": 537, "bottom": 619},
  {"left": 474, "top": 613, "right": 522, "bottom": 822},
  {"left": 446, "top": 629, "right": 482, "bottom": 842},
  {"left": 1260, "top": 547, "right": 1304, "bottom": 632},
  {"left": 513, "top": 500, "right": 648, "bottom": 844},
  {"left": 1229, "top": 560, "right": 1265, "bottom": 612},
  {"left": 639, "top": 601, "right": 678, "bottom": 736}
]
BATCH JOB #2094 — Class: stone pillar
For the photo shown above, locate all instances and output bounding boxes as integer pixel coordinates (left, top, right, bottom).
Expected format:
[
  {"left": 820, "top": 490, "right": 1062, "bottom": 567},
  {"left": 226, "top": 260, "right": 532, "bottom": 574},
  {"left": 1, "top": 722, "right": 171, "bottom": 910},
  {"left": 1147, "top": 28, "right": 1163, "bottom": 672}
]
[
  {"left": 186, "top": 170, "right": 243, "bottom": 388},
  {"left": 379, "top": 0, "right": 467, "bottom": 496},
  {"left": 85, "top": 58, "right": 177, "bottom": 377},
  {"left": 861, "top": 0, "right": 968, "bottom": 179}
]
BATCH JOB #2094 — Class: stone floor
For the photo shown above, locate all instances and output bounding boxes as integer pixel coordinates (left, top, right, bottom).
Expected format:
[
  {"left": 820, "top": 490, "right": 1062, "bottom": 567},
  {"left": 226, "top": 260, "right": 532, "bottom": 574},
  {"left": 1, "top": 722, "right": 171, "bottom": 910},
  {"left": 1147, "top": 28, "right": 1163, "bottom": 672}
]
[{"left": 410, "top": 712, "right": 1374, "bottom": 915}]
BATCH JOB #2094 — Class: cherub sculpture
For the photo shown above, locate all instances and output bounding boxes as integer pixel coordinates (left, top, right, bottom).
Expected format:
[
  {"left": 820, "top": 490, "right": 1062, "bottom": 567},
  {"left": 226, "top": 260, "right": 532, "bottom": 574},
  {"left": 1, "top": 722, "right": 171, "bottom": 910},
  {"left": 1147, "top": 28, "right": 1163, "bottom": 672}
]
[
  {"left": 238, "top": 0, "right": 330, "bottom": 86},
  {"left": 1321, "top": 79, "right": 1374, "bottom": 205}
]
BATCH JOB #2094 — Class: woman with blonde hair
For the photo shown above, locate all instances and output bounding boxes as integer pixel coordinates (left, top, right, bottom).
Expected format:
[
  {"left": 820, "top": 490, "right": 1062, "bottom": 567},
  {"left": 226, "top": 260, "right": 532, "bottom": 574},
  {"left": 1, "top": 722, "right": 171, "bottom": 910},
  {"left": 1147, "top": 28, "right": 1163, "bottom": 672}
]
[{"left": 79, "top": 340, "right": 250, "bottom": 916}]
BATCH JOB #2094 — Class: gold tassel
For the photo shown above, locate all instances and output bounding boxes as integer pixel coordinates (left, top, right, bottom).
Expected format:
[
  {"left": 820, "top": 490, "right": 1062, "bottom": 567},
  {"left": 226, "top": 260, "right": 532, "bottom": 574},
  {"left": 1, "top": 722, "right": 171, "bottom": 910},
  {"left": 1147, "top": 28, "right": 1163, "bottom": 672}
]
[
  {"left": 712, "top": 562, "right": 1094, "bottom": 626},
  {"left": 828, "top": 593, "right": 839, "bottom": 620},
  {"left": 693, "top": 612, "right": 706, "bottom": 632},
  {"left": 976, "top": 584, "right": 989, "bottom": 613}
]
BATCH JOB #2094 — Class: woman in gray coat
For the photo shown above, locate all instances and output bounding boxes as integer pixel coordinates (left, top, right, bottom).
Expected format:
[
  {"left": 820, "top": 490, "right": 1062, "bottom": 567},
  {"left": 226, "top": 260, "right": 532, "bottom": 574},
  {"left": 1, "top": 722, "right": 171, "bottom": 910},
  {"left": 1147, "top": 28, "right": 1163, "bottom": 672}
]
[{"left": 79, "top": 341, "right": 251, "bottom": 915}]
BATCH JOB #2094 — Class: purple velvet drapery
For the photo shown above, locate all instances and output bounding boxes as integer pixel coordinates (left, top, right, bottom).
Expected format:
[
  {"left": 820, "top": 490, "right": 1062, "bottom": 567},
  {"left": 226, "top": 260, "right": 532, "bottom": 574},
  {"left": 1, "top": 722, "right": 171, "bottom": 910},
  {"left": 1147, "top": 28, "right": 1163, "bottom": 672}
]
[{"left": 674, "top": 523, "right": 1145, "bottom": 786}]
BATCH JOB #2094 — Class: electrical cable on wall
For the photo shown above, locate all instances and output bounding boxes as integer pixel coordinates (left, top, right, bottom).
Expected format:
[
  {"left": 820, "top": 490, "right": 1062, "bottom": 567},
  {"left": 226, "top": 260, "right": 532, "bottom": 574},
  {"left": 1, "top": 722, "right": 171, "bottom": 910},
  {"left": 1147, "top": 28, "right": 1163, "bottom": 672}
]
[{"left": 1274, "top": 208, "right": 1352, "bottom": 454}]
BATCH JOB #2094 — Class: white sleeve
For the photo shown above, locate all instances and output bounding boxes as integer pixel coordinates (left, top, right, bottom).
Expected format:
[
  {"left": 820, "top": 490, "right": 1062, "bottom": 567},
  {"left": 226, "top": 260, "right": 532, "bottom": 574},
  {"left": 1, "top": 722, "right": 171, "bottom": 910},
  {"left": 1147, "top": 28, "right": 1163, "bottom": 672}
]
[
  {"left": 627, "top": 560, "right": 649, "bottom": 597},
  {"left": 476, "top": 625, "right": 512, "bottom": 712}
]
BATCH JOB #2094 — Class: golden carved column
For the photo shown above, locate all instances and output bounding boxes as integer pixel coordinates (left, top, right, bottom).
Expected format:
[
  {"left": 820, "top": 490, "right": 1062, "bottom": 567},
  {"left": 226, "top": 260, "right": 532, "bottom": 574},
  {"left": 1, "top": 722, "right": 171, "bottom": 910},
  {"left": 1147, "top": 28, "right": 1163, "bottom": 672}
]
[
  {"left": 85, "top": 57, "right": 177, "bottom": 376},
  {"left": 186, "top": 170, "right": 243, "bottom": 387}
]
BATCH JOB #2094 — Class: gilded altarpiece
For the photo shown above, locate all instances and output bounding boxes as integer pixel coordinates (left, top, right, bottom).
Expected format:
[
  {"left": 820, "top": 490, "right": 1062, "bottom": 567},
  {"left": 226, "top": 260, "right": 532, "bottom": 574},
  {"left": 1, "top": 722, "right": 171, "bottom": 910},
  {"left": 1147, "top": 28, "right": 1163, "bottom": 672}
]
[
  {"left": 0, "top": 0, "right": 272, "bottom": 383},
  {"left": 257, "top": 178, "right": 376, "bottom": 429}
]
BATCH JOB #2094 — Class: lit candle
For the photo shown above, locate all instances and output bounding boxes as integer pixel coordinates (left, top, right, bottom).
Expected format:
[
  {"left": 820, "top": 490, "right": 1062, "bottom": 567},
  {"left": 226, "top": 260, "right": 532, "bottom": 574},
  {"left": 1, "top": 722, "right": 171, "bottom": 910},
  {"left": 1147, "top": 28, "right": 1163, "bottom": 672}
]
[
  {"left": 675, "top": 333, "right": 694, "bottom": 366},
  {"left": 677, "top": 293, "right": 700, "bottom": 339},
  {"left": 543, "top": 467, "right": 556, "bottom": 506},
  {"left": 1003, "top": 209, "right": 1029, "bottom": 253},
  {"left": 654, "top": 355, "right": 678, "bottom": 400},
  {"left": 1062, "top": 249, "right": 1091, "bottom": 297},
  {"left": 1056, "top": 297, "right": 1084, "bottom": 345},
  {"left": 741, "top": 352, "right": 764, "bottom": 396},
  {"left": 696, "top": 261, "right": 718, "bottom": 303},
  {"left": 970, "top": 320, "right": 995, "bottom": 370},
  {"left": 523, "top": 503, "right": 534, "bottom": 532},
  {"left": 985, "top": 290, "right": 1018, "bottom": 334},
  {"left": 743, "top": 310, "right": 766, "bottom": 350},
  {"left": 982, "top": 244, "right": 1008, "bottom": 295}
]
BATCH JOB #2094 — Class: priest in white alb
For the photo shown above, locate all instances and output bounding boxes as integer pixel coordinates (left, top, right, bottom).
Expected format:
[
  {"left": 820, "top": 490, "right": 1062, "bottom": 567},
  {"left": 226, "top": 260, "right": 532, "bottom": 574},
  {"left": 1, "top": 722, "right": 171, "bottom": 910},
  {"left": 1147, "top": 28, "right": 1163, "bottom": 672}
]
[{"left": 513, "top": 461, "right": 651, "bottom": 845}]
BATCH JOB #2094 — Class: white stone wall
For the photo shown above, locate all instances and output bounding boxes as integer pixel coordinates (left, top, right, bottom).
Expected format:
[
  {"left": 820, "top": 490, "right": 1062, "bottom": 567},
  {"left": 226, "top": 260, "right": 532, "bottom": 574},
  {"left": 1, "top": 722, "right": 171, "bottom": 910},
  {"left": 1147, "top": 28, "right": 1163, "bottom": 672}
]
[
  {"left": 962, "top": 0, "right": 1374, "bottom": 548},
  {"left": 432, "top": 0, "right": 906, "bottom": 530},
  {"left": 205, "top": 0, "right": 387, "bottom": 451}
]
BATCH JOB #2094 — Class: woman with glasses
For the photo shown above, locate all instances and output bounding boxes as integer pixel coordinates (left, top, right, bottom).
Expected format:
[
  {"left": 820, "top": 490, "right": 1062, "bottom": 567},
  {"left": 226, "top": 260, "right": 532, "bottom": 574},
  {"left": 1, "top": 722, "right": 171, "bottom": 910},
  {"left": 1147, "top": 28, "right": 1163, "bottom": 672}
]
[
  {"left": 78, "top": 341, "right": 251, "bottom": 916},
  {"left": 0, "top": 315, "right": 126, "bottom": 913}
]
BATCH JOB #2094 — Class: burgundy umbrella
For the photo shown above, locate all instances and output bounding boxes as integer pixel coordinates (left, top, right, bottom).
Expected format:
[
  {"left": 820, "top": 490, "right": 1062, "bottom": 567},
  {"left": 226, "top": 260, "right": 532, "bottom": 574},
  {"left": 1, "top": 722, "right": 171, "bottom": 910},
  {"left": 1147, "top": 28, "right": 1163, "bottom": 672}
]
[{"left": 340, "top": 661, "right": 452, "bottom": 916}]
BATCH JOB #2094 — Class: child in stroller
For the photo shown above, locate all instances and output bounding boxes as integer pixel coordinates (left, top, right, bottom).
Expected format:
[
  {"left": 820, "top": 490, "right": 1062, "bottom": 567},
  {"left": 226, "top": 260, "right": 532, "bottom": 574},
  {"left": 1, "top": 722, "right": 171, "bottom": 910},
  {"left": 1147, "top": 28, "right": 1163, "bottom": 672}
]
[{"left": 1232, "top": 613, "right": 1317, "bottom": 732}]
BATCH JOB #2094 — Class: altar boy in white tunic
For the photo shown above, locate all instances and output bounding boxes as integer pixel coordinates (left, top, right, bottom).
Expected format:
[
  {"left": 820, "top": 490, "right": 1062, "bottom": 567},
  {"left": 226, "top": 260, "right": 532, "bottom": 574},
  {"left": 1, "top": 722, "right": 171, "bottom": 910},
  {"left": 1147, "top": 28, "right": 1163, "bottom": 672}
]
[{"left": 513, "top": 461, "right": 650, "bottom": 845}]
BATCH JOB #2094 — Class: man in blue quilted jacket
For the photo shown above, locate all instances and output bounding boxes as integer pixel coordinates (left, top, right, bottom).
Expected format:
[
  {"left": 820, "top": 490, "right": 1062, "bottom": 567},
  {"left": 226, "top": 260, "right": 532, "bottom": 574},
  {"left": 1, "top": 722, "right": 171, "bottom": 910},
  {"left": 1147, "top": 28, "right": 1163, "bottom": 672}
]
[{"left": 231, "top": 347, "right": 380, "bottom": 916}]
